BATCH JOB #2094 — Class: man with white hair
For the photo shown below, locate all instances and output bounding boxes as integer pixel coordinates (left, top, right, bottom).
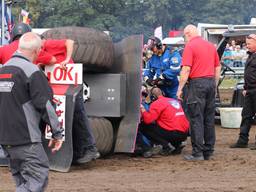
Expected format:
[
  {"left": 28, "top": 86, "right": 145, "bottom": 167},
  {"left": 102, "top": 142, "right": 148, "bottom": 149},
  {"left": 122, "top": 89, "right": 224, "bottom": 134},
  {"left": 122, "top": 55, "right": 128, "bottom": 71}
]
[
  {"left": 0, "top": 32, "right": 63, "bottom": 191},
  {"left": 230, "top": 34, "right": 256, "bottom": 149},
  {"left": 177, "top": 24, "right": 221, "bottom": 161}
]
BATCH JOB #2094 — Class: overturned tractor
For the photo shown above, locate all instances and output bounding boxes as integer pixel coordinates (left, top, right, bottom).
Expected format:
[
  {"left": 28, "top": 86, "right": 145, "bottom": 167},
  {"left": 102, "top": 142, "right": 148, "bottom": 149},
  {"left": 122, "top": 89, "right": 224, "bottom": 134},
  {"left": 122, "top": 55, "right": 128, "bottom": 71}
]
[{"left": 40, "top": 26, "right": 143, "bottom": 172}]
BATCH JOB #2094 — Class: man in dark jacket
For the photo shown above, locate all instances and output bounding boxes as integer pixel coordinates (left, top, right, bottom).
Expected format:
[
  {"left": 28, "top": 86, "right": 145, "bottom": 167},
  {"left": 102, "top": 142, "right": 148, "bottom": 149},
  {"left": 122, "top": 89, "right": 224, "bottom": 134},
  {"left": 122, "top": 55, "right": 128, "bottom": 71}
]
[
  {"left": 230, "top": 34, "right": 256, "bottom": 149},
  {"left": 0, "top": 32, "right": 63, "bottom": 192}
]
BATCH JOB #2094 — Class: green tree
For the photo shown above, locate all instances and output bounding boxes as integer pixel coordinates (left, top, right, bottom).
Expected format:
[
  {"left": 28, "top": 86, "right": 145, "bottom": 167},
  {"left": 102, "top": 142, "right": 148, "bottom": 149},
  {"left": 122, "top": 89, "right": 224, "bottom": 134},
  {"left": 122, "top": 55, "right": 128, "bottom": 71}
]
[{"left": 9, "top": 0, "right": 256, "bottom": 42}]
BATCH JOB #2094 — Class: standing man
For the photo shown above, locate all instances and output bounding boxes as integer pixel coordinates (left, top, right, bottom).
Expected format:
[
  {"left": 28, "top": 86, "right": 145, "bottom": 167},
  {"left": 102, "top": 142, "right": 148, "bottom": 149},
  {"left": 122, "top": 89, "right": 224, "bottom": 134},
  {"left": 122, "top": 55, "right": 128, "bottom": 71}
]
[
  {"left": 0, "top": 32, "right": 63, "bottom": 191},
  {"left": 177, "top": 25, "right": 221, "bottom": 161},
  {"left": 230, "top": 34, "right": 256, "bottom": 149},
  {"left": 222, "top": 43, "right": 233, "bottom": 67}
]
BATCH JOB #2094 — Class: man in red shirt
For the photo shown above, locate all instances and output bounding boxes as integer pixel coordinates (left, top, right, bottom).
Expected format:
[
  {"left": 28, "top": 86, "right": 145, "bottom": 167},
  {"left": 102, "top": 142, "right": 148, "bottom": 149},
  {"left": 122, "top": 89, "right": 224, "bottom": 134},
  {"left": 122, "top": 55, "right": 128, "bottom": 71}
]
[
  {"left": 140, "top": 87, "right": 189, "bottom": 155},
  {"left": 0, "top": 23, "right": 31, "bottom": 64},
  {"left": 36, "top": 38, "right": 74, "bottom": 69},
  {"left": 36, "top": 38, "right": 100, "bottom": 164},
  {"left": 177, "top": 24, "right": 221, "bottom": 161}
]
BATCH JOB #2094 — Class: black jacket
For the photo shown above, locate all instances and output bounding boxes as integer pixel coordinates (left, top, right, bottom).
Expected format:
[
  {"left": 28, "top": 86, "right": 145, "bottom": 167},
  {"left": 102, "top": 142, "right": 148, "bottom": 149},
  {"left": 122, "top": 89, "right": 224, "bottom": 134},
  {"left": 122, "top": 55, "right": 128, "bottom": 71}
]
[
  {"left": 0, "top": 53, "right": 63, "bottom": 145},
  {"left": 244, "top": 52, "right": 256, "bottom": 90}
]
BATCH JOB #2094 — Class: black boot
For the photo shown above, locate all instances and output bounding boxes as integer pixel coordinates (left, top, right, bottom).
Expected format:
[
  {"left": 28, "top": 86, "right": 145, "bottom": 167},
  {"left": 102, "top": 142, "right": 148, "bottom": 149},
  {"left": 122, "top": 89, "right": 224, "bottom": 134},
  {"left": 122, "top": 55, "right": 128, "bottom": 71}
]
[
  {"left": 230, "top": 118, "right": 252, "bottom": 148},
  {"left": 142, "top": 145, "right": 162, "bottom": 158},
  {"left": 160, "top": 143, "right": 176, "bottom": 156},
  {"left": 171, "top": 144, "right": 185, "bottom": 155},
  {"left": 230, "top": 140, "right": 248, "bottom": 148}
]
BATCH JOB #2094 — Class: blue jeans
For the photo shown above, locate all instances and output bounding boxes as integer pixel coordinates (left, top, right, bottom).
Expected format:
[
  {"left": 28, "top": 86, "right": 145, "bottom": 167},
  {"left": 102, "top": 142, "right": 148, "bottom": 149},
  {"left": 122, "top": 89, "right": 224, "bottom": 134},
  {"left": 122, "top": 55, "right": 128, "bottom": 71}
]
[{"left": 72, "top": 91, "right": 96, "bottom": 160}]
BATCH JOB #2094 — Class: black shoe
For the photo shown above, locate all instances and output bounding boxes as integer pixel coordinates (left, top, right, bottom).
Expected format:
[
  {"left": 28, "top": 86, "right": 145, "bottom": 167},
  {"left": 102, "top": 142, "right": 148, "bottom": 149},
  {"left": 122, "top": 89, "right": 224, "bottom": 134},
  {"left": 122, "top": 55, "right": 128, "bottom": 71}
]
[
  {"left": 203, "top": 155, "right": 211, "bottom": 160},
  {"left": 76, "top": 149, "right": 100, "bottom": 164},
  {"left": 230, "top": 142, "right": 248, "bottom": 148},
  {"left": 171, "top": 145, "right": 185, "bottom": 155},
  {"left": 184, "top": 154, "right": 204, "bottom": 161},
  {"left": 134, "top": 145, "right": 144, "bottom": 156},
  {"left": 142, "top": 145, "right": 162, "bottom": 158},
  {"left": 203, "top": 153, "right": 213, "bottom": 160},
  {"left": 142, "top": 150, "right": 153, "bottom": 158},
  {"left": 160, "top": 143, "right": 176, "bottom": 156},
  {"left": 203, "top": 151, "right": 214, "bottom": 160}
]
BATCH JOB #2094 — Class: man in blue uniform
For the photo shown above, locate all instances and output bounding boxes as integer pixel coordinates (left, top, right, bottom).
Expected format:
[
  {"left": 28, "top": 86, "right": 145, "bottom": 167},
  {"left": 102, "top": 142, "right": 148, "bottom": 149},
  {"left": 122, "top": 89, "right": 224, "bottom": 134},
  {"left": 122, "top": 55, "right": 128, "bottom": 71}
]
[{"left": 143, "top": 36, "right": 181, "bottom": 98}]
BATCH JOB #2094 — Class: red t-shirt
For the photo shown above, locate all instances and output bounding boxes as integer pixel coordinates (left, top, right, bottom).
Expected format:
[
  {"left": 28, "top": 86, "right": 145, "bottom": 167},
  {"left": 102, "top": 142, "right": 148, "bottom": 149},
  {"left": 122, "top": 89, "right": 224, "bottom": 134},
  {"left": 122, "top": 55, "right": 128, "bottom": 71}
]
[
  {"left": 0, "top": 40, "right": 19, "bottom": 64},
  {"left": 36, "top": 39, "right": 74, "bottom": 64},
  {"left": 36, "top": 50, "right": 53, "bottom": 65},
  {"left": 141, "top": 96, "right": 189, "bottom": 133},
  {"left": 182, "top": 36, "right": 220, "bottom": 79}
]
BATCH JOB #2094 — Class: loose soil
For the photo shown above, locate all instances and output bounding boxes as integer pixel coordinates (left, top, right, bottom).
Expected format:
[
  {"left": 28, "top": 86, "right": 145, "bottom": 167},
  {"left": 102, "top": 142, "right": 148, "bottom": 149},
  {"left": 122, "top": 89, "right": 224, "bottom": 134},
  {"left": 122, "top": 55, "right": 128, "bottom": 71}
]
[{"left": 1, "top": 125, "right": 256, "bottom": 192}]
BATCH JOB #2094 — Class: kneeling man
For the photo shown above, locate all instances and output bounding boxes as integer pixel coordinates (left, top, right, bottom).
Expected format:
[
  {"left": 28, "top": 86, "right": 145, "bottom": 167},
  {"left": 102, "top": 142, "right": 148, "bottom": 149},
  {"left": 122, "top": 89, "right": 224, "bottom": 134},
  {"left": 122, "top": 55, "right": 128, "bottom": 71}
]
[{"left": 140, "top": 87, "right": 189, "bottom": 155}]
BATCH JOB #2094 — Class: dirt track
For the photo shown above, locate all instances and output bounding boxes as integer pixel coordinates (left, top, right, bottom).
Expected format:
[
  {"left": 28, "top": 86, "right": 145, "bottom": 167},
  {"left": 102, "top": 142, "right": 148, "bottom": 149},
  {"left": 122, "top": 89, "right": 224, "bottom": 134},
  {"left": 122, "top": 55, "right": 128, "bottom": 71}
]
[{"left": 1, "top": 125, "right": 256, "bottom": 192}]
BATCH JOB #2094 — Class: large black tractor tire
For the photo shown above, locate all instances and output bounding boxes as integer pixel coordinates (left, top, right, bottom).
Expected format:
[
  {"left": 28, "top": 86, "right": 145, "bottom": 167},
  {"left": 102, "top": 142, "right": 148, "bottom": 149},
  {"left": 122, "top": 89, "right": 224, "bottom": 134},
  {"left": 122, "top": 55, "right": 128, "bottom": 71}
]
[
  {"left": 88, "top": 117, "right": 114, "bottom": 156},
  {"left": 42, "top": 27, "right": 114, "bottom": 72}
]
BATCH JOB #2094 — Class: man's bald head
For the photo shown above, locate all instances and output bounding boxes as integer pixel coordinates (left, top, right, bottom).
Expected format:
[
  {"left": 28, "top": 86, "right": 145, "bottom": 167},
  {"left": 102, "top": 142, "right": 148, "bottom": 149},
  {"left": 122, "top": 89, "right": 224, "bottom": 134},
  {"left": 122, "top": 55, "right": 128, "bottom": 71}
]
[
  {"left": 19, "top": 32, "right": 41, "bottom": 51},
  {"left": 184, "top": 24, "right": 198, "bottom": 42},
  {"left": 18, "top": 32, "right": 42, "bottom": 62},
  {"left": 151, "top": 87, "right": 163, "bottom": 98}
]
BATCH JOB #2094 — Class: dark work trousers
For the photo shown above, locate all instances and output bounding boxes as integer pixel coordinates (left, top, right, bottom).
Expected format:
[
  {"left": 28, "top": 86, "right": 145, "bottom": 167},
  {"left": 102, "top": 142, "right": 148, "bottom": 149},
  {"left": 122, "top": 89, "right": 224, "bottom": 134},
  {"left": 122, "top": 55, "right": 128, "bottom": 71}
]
[
  {"left": 186, "top": 78, "right": 216, "bottom": 157},
  {"left": 139, "top": 122, "right": 188, "bottom": 148},
  {"left": 2, "top": 143, "right": 49, "bottom": 192},
  {"left": 237, "top": 90, "right": 256, "bottom": 144},
  {"left": 159, "top": 78, "right": 179, "bottom": 99},
  {"left": 181, "top": 84, "right": 189, "bottom": 122},
  {"left": 72, "top": 91, "right": 96, "bottom": 160}
]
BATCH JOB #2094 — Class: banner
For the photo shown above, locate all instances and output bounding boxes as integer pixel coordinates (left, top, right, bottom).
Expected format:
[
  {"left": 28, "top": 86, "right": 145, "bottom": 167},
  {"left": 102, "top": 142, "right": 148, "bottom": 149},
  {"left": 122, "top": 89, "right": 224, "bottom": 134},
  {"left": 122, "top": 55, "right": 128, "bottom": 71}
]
[
  {"left": 21, "top": 9, "right": 30, "bottom": 24},
  {"left": 45, "top": 95, "right": 66, "bottom": 141},
  {"left": 154, "top": 26, "right": 163, "bottom": 41}
]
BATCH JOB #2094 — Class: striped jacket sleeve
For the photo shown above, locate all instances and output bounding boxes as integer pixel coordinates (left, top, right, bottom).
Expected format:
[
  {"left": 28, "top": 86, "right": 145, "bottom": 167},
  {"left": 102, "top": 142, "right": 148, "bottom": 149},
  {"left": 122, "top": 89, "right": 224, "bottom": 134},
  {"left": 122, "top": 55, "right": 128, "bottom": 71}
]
[{"left": 28, "top": 70, "right": 63, "bottom": 139}]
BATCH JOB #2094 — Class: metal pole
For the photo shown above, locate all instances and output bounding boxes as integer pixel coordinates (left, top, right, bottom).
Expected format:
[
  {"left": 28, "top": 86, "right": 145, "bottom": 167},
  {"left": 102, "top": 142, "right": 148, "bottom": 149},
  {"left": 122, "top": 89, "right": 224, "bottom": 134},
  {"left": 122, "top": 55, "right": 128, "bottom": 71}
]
[{"left": 1, "top": 0, "right": 5, "bottom": 45}]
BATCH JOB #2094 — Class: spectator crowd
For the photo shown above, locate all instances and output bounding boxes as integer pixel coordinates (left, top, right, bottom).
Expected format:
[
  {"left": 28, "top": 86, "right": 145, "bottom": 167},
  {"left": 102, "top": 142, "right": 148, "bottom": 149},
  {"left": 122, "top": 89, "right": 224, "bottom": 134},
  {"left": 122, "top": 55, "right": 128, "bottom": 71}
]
[{"left": 222, "top": 40, "right": 248, "bottom": 67}]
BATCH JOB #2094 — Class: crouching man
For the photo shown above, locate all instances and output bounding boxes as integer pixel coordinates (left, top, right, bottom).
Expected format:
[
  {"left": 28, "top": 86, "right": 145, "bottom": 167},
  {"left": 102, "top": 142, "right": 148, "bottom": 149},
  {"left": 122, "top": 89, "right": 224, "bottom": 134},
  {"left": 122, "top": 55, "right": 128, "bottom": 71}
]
[
  {"left": 140, "top": 87, "right": 189, "bottom": 155},
  {"left": 0, "top": 32, "right": 63, "bottom": 191}
]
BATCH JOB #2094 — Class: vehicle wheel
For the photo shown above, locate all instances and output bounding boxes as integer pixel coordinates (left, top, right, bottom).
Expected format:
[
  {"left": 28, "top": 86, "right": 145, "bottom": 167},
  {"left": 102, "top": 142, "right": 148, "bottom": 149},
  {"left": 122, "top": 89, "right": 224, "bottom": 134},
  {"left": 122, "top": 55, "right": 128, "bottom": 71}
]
[
  {"left": 88, "top": 117, "right": 114, "bottom": 156},
  {"left": 42, "top": 26, "right": 114, "bottom": 71}
]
